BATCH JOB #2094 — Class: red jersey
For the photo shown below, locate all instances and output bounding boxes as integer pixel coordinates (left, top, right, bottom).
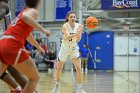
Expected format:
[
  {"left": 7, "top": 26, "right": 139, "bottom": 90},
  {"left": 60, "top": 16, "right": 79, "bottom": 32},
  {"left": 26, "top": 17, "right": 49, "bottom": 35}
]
[
  {"left": 0, "top": 8, "right": 34, "bottom": 65},
  {"left": 4, "top": 8, "right": 34, "bottom": 47}
]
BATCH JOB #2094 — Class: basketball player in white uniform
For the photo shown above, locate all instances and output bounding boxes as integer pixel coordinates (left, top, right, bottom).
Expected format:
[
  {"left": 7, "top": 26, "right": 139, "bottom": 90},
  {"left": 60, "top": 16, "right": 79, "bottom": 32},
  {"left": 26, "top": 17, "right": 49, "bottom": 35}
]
[{"left": 52, "top": 11, "right": 86, "bottom": 93}]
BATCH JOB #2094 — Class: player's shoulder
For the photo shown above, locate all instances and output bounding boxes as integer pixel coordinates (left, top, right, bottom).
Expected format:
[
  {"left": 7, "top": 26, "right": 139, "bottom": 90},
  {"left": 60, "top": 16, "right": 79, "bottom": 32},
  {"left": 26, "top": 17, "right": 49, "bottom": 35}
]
[
  {"left": 63, "top": 22, "right": 68, "bottom": 26},
  {"left": 26, "top": 8, "right": 38, "bottom": 15},
  {"left": 62, "top": 22, "right": 68, "bottom": 28}
]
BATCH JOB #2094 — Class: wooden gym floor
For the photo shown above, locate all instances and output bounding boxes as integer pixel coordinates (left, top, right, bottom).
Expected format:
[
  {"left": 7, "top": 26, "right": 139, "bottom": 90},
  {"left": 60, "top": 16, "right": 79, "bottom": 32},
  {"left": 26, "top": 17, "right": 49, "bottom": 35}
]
[{"left": 0, "top": 70, "right": 139, "bottom": 93}]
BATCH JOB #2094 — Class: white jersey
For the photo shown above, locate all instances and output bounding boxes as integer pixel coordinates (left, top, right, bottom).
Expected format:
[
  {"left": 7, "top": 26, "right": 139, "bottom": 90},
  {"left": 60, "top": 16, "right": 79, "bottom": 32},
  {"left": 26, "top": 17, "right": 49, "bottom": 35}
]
[
  {"left": 58, "top": 22, "right": 80, "bottom": 62},
  {"left": 61, "top": 22, "right": 79, "bottom": 46}
]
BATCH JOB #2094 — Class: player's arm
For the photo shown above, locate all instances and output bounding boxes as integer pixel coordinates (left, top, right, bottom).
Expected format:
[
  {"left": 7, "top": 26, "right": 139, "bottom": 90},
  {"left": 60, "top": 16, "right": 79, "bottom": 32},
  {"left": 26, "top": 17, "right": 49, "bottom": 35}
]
[
  {"left": 27, "top": 33, "right": 45, "bottom": 55},
  {"left": 21, "top": 9, "right": 50, "bottom": 36},
  {"left": 76, "top": 24, "right": 83, "bottom": 42},
  {"left": 62, "top": 24, "right": 80, "bottom": 40}
]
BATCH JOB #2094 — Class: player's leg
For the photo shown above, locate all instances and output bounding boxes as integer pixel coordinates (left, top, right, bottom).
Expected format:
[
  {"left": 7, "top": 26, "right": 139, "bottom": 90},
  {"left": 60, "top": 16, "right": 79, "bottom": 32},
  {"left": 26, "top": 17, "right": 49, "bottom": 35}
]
[
  {"left": 71, "top": 46, "right": 82, "bottom": 84},
  {"left": 0, "top": 61, "right": 7, "bottom": 78},
  {"left": 72, "top": 58, "right": 86, "bottom": 93},
  {"left": 71, "top": 58, "right": 82, "bottom": 84},
  {"left": 52, "top": 44, "right": 67, "bottom": 93},
  {"left": 14, "top": 57, "right": 40, "bottom": 93},
  {"left": 7, "top": 65, "right": 27, "bottom": 88},
  {"left": 0, "top": 71, "right": 19, "bottom": 89},
  {"left": 81, "top": 58, "right": 84, "bottom": 73},
  {"left": 0, "top": 70, "right": 23, "bottom": 93},
  {"left": 55, "top": 61, "right": 65, "bottom": 82},
  {"left": 52, "top": 61, "right": 65, "bottom": 93},
  {"left": 55, "top": 44, "right": 68, "bottom": 82},
  {"left": 71, "top": 45, "right": 86, "bottom": 93}
]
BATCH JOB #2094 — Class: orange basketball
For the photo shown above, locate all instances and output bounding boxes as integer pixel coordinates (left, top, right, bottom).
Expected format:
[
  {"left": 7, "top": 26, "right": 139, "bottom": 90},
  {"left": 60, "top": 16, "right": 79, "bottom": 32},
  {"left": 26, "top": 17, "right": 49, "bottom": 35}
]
[{"left": 86, "top": 16, "right": 98, "bottom": 29}]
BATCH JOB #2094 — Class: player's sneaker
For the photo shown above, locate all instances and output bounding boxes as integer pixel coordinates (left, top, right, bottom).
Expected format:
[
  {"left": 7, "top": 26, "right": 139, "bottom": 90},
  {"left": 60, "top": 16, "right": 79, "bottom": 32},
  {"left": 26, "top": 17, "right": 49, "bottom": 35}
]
[
  {"left": 34, "top": 90, "right": 39, "bottom": 93},
  {"left": 11, "top": 89, "right": 24, "bottom": 93},
  {"left": 52, "top": 82, "right": 60, "bottom": 93},
  {"left": 77, "top": 88, "right": 86, "bottom": 93}
]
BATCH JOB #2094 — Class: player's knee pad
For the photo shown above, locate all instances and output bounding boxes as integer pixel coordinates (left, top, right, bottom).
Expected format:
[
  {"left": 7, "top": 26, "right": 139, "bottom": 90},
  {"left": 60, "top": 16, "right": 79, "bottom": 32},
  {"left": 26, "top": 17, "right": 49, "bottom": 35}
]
[{"left": 0, "top": 71, "right": 7, "bottom": 79}]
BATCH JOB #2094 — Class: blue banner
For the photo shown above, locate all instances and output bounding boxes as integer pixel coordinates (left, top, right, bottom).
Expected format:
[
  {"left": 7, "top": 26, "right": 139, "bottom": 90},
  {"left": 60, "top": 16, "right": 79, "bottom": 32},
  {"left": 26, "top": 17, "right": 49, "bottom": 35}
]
[
  {"left": 101, "top": 0, "right": 140, "bottom": 10},
  {"left": 15, "top": 0, "right": 25, "bottom": 16},
  {"left": 54, "top": 0, "right": 72, "bottom": 21}
]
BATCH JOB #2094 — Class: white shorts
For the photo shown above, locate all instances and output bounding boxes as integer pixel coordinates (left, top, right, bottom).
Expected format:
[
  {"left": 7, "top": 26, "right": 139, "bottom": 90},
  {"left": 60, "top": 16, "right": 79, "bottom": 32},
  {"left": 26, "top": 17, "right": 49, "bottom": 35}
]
[{"left": 58, "top": 43, "right": 80, "bottom": 62}]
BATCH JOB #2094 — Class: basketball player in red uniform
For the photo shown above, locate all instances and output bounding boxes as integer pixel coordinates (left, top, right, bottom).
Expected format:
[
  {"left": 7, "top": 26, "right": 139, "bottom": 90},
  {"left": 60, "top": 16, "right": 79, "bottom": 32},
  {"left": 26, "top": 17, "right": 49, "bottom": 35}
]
[
  {"left": 0, "top": 0, "right": 40, "bottom": 93},
  {"left": 0, "top": 0, "right": 50, "bottom": 93}
]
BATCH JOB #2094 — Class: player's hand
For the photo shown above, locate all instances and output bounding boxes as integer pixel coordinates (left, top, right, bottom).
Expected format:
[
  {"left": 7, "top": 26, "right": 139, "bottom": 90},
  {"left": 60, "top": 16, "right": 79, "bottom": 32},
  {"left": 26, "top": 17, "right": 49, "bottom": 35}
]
[{"left": 45, "top": 30, "right": 51, "bottom": 37}]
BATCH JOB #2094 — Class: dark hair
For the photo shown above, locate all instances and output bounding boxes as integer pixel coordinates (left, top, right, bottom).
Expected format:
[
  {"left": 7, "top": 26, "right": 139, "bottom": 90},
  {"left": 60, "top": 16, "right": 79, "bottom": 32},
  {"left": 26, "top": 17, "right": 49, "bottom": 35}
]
[
  {"left": 0, "top": 0, "right": 9, "bottom": 3},
  {"left": 64, "top": 11, "right": 76, "bottom": 23},
  {"left": 25, "top": 0, "right": 40, "bottom": 8}
]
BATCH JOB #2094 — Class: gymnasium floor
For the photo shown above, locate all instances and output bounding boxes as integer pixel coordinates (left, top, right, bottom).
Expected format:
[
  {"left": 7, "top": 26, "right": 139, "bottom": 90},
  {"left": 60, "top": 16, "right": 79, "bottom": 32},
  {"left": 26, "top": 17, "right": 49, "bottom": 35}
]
[{"left": 0, "top": 70, "right": 139, "bottom": 93}]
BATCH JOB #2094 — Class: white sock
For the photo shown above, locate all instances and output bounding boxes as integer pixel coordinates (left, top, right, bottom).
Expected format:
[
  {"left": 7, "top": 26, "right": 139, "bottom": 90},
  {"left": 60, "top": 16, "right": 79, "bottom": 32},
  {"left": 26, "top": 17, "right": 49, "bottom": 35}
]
[
  {"left": 56, "top": 80, "right": 61, "bottom": 85},
  {"left": 15, "top": 85, "right": 21, "bottom": 91},
  {"left": 78, "top": 84, "right": 82, "bottom": 89}
]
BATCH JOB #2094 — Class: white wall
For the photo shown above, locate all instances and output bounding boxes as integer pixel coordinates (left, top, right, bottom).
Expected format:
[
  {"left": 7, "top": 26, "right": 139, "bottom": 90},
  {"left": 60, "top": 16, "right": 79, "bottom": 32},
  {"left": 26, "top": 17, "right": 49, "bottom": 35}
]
[{"left": 114, "top": 32, "right": 140, "bottom": 71}]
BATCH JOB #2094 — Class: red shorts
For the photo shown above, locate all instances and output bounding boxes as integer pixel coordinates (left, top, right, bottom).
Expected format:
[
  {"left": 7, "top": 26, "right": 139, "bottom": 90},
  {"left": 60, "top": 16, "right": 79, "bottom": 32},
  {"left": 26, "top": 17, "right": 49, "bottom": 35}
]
[{"left": 0, "top": 38, "right": 29, "bottom": 65}]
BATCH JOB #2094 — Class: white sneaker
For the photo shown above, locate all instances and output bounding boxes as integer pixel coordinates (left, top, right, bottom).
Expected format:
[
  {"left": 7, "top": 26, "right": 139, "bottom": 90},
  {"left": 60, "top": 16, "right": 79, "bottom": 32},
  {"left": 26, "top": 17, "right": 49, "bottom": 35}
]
[
  {"left": 85, "top": 68, "right": 88, "bottom": 73},
  {"left": 77, "top": 88, "right": 86, "bottom": 93},
  {"left": 48, "top": 68, "right": 52, "bottom": 73},
  {"left": 34, "top": 90, "right": 39, "bottom": 93},
  {"left": 52, "top": 83, "right": 60, "bottom": 93}
]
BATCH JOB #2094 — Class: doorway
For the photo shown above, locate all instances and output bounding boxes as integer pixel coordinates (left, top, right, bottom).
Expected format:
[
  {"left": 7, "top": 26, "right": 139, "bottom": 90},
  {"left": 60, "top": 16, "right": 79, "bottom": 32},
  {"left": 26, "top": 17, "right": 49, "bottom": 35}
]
[{"left": 114, "top": 32, "right": 140, "bottom": 71}]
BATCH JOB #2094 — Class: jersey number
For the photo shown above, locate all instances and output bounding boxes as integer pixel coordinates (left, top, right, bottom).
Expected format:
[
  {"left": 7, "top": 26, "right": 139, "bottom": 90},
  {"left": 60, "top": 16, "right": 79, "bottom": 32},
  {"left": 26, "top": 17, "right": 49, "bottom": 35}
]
[{"left": 69, "top": 33, "right": 75, "bottom": 41}]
